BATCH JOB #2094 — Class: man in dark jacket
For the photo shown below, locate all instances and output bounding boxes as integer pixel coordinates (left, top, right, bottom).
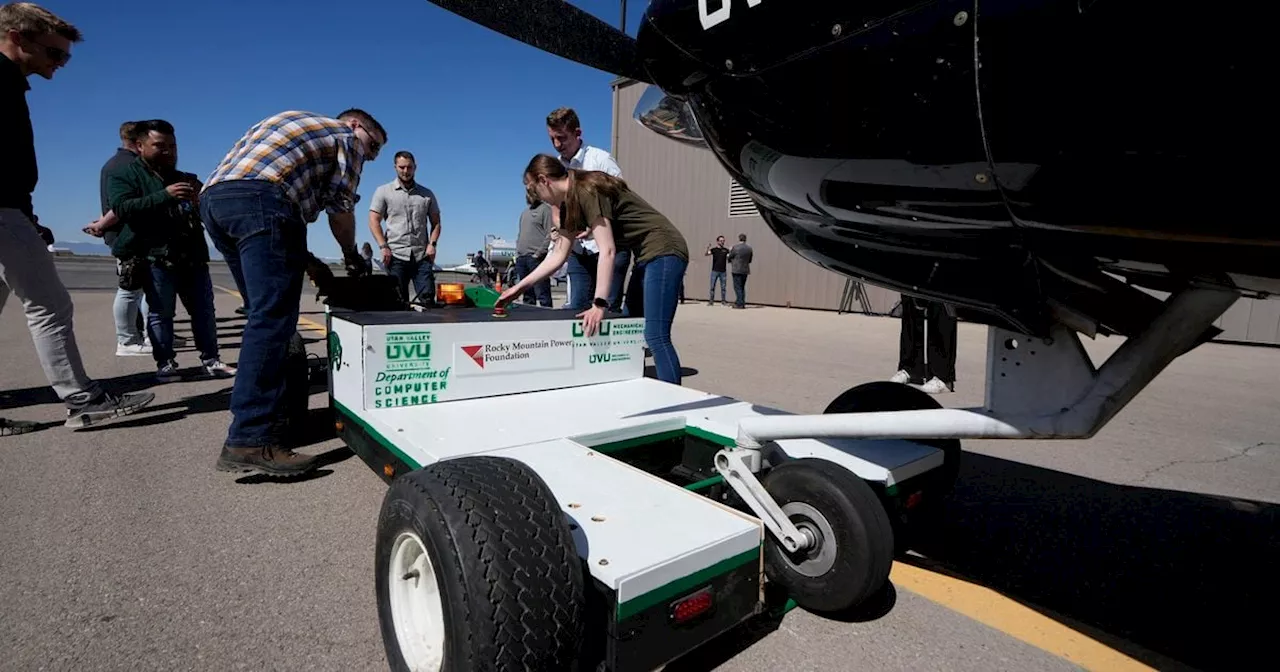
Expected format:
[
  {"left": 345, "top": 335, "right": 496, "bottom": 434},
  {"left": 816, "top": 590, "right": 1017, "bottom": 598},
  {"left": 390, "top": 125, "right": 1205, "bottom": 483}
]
[
  {"left": 728, "top": 233, "right": 753, "bottom": 309},
  {"left": 85, "top": 121, "right": 154, "bottom": 356},
  {"left": 106, "top": 119, "right": 236, "bottom": 382},
  {"left": 0, "top": 2, "right": 154, "bottom": 436}
]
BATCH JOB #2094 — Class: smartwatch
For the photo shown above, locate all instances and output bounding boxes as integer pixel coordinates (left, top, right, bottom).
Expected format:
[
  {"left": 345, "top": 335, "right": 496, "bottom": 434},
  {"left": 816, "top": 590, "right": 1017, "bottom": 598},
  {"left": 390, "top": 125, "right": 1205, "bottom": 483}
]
[{"left": 592, "top": 297, "right": 609, "bottom": 310}]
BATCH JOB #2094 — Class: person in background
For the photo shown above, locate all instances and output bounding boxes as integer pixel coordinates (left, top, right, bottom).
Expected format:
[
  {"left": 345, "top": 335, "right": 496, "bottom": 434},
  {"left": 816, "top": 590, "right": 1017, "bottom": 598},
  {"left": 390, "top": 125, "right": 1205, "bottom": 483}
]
[
  {"left": 514, "top": 182, "right": 553, "bottom": 306},
  {"left": 546, "top": 106, "right": 630, "bottom": 312},
  {"left": 705, "top": 235, "right": 728, "bottom": 305},
  {"left": 890, "top": 295, "right": 957, "bottom": 394},
  {"left": 368, "top": 150, "right": 440, "bottom": 304},
  {"left": 728, "top": 233, "right": 753, "bottom": 309},
  {"left": 501, "top": 155, "right": 689, "bottom": 385},
  {"left": 85, "top": 120, "right": 150, "bottom": 355},
  {"left": 472, "top": 248, "right": 492, "bottom": 285},
  {"left": 0, "top": 1, "right": 155, "bottom": 436},
  {"left": 106, "top": 119, "right": 235, "bottom": 383},
  {"left": 200, "top": 108, "right": 381, "bottom": 477},
  {"left": 360, "top": 241, "right": 378, "bottom": 274}
]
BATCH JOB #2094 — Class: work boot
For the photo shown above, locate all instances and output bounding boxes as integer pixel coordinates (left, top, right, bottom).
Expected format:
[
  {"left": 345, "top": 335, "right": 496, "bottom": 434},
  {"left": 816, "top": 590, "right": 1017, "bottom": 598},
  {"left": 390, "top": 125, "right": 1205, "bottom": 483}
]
[
  {"left": 65, "top": 391, "right": 156, "bottom": 429},
  {"left": 216, "top": 444, "right": 319, "bottom": 477}
]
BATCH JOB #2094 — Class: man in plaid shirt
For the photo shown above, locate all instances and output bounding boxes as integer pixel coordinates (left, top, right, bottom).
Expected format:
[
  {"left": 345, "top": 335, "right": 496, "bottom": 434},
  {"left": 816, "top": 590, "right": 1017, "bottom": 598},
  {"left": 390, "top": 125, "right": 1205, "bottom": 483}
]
[{"left": 200, "top": 108, "right": 386, "bottom": 477}]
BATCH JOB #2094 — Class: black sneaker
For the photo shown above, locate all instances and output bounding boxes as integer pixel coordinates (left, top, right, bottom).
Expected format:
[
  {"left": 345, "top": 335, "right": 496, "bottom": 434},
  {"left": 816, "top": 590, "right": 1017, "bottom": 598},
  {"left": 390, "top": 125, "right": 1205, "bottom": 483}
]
[
  {"left": 1, "top": 418, "right": 39, "bottom": 436},
  {"left": 156, "top": 360, "right": 182, "bottom": 383},
  {"left": 65, "top": 391, "right": 156, "bottom": 429}
]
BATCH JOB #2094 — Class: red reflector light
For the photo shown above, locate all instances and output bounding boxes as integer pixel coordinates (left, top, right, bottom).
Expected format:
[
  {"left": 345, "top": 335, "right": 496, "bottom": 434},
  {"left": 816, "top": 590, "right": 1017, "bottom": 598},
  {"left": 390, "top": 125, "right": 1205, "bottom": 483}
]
[
  {"left": 670, "top": 587, "right": 714, "bottom": 624},
  {"left": 905, "top": 491, "right": 924, "bottom": 510}
]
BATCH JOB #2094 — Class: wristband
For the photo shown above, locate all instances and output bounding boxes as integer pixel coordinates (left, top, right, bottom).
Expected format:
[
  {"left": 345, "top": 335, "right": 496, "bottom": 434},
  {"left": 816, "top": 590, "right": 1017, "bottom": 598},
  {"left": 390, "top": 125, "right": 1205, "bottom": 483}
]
[{"left": 592, "top": 297, "right": 609, "bottom": 309}]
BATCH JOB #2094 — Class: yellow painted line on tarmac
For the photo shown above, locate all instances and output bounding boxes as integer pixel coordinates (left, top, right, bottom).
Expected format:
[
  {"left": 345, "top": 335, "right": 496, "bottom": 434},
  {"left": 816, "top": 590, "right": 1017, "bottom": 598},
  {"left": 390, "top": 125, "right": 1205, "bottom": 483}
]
[
  {"left": 891, "top": 560, "right": 1158, "bottom": 671},
  {"left": 221, "top": 289, "right": 1150, "bottom": 670},
  {"left": 212, "top": 285, "right": 327, "bottom": 336}
]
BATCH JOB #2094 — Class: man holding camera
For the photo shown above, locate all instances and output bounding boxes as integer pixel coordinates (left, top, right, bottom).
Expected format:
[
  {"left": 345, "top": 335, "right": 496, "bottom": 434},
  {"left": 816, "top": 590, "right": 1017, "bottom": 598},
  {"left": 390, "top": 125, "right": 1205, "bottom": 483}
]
[
  {"left": 106, "top": 119, "right": 234, "bottom": 383},
  {"left": 200, "top": 109, "right": 383, "bottom": 477}
]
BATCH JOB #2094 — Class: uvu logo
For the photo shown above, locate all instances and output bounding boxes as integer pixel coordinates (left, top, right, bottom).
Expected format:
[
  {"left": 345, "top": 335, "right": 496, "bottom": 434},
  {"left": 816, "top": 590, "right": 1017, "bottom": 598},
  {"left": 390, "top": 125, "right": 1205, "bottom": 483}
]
[
  {"left": 387, "top": 342, "right": 431, "bottom": 359},
  {"left": 572, "top": 322, "right": 611, "bottom": 338},
  {"left": 386, "top": 332, "right": 432, "bottom": 360},
  {"left": 588, "top": 353, "right": 613, "bottom": 363}
]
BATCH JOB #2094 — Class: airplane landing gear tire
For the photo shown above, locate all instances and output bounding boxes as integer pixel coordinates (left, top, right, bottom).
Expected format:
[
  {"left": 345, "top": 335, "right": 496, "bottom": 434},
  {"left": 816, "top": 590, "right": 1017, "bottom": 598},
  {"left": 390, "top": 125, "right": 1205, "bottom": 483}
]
[
  {"left": 375, "top": 456, "right": 586, "bottom": 671},
  {"left": 824, "top": 382, "right": 962, "bottom": 545},
  {"left": 761, "top": 458, "right": 895, "bottom": 614},
  {"left": 823, "top": 381, "right": 962, "bottom": 491}
]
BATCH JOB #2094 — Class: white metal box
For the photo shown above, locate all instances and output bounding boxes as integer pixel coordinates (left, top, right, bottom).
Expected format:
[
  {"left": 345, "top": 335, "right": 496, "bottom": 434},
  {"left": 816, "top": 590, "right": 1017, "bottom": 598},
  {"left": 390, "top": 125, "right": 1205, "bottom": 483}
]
[{"left": 328, "top": 307, "right": 646, "bottom": 411}]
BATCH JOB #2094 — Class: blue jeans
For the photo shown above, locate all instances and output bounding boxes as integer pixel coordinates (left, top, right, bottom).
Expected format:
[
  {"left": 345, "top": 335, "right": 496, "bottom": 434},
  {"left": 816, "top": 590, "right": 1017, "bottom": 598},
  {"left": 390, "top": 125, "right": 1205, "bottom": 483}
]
[
  {"left": 566, "top": 248, "right": 632, "bottom": 312},
  {"left": 114, "top": 285, "right": 147, "bottom": 345},
  {"left": 565, "top": 252, "right": 594, "bottom": 310},
  {"left": 142, "top": 260, "right": 219, "bottom": 365},
  {"left": 199, "top": 180, "right": 307, "bottom": 449},
  {"left": 514, "top": 254, "right": 552, "bottom": 307},
  {"left": 709, "top": 271, "right": 726, "bottom": 303},
  {"left": 732, "top": 272, "right": 748, "bottom": 307},
  {"left": 388, "top": 256, "right": 436, "bottom": 303},
  {"left": 624, "top": 254, "right": 687, "bottom": 385}
]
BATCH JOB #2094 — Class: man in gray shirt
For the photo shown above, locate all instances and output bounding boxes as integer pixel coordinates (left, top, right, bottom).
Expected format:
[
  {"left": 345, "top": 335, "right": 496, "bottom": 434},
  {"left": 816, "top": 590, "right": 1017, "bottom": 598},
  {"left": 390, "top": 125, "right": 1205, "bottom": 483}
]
[
  {"left": 369, "top": 151, "right": 441, "bottom": 303},
  {"left": 514, "top": 184, "right": 554, "bottom": 306},
  {"left": 728, "top": 233, "right": 754, "bottom": 309}
]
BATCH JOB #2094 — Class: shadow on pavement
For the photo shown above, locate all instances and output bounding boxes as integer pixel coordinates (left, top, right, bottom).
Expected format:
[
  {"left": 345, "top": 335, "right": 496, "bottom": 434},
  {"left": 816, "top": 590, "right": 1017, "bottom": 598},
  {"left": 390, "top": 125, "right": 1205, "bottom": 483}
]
[
  {"left": 643, "top": 366, "right": 699, "bottom": 380},
  {"left": 905, "top": 452, "right": 1278, "bottom": 671},
  {"left": 664, "top": 581, "right": 898, "bottom": 671},
  {"left": 663, "top": 612, "right": 785, "bottom": 672},
  {"left": 0, "top": 371, "right": 162, "bottom": 411}
]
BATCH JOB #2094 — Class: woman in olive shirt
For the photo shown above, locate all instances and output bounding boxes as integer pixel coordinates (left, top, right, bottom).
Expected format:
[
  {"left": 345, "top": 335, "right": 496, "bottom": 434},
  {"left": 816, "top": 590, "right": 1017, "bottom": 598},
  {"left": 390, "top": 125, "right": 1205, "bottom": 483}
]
[{"left": 497, "top": 154, "right": 690, "bottom": 385}]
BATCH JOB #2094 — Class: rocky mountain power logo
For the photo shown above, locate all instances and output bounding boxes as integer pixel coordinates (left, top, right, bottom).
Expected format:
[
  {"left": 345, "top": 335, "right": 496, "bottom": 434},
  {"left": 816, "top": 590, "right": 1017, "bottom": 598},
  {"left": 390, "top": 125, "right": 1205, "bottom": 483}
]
[
  {"left": 461, "top": 345, "right": 485, "bottom": 368},
  {"left": 460, "top": 339, "right": 574, "bottom": 370}
]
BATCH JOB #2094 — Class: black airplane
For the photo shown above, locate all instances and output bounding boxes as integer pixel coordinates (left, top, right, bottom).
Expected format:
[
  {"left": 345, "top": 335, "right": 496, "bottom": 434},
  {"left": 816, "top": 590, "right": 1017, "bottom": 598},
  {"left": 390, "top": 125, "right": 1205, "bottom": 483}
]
[{"left": 413, "top": 0, "right": 1268, "bottom": 441}]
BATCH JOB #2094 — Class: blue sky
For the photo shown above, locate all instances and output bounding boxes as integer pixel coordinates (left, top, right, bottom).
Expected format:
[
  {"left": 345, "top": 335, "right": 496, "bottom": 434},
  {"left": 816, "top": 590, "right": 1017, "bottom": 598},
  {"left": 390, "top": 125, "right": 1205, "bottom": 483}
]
[{"left": 27, "top": 0, "right": 650, "bottom": 264}]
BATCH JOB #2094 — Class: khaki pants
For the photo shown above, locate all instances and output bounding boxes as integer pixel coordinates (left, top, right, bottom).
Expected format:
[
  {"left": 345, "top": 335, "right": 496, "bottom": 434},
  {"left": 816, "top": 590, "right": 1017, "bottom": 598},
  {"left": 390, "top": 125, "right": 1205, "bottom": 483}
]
[{"left": 0, "top": 208, "right": 103, "bottom": 407}]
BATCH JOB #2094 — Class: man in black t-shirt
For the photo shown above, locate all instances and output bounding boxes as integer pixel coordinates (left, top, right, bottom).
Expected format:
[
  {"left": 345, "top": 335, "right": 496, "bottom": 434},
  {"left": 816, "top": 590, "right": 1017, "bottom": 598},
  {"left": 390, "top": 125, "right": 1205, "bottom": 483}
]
[{"left": 705, "top": 235, "right": 729, "bottom": 305}]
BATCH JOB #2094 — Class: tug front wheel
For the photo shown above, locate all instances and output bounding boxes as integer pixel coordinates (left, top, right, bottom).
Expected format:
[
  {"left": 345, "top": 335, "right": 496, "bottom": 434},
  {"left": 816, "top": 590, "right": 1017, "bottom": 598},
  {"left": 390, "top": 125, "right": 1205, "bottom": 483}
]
[
  {"left": 375, "top": 456, "right": 586, "bottom": 672},
  {"left": 761, "top": 458, "right": 895, "bottom": 614}
]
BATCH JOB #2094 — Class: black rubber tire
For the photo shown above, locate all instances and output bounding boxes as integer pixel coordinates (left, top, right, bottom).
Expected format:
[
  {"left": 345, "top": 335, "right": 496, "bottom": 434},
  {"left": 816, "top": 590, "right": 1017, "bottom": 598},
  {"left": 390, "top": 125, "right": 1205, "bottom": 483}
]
[
  {"left": 823, "top": 381, "right": 962, "bottom": 495},
  {"left": 761, "top": 458, "right": 895, "bottom": 614},
  {"left": 375, "top": 456, "right": 586, "bottom": 672}
]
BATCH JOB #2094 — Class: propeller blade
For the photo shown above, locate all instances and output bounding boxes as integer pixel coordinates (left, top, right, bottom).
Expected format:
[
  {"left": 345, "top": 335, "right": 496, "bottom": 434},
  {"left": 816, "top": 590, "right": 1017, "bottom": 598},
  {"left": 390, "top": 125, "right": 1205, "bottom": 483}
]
[{"left": 424, "top": 0, "right": 652, "bottom": 82}]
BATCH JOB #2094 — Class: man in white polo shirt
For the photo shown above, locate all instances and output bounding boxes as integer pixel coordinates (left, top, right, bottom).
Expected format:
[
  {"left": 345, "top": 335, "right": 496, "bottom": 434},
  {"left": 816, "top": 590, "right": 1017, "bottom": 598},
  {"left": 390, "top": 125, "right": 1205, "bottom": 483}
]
[
  {"left": 546, "top": 106, "right": 630, "bottom": 312},
  {"left": 369, "top": 150, "right": 442, "bottom": 303}
]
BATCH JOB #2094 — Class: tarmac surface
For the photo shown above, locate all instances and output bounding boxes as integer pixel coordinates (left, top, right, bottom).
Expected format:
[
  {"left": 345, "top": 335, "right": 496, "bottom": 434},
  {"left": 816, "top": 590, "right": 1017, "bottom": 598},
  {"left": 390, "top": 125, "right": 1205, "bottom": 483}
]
[{"left": 2, "top": 257, "right": 1277, "bottom": 671}]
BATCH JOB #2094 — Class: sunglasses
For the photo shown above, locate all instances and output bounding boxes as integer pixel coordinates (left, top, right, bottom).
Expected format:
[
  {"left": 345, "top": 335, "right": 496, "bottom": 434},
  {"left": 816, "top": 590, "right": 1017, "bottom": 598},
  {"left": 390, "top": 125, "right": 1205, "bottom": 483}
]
[
  {"left": 354, "top": 122, "right": 383, "bottom": 155},
  {"left": 24, "top": 35, "right": 70, "bottom": 65}
]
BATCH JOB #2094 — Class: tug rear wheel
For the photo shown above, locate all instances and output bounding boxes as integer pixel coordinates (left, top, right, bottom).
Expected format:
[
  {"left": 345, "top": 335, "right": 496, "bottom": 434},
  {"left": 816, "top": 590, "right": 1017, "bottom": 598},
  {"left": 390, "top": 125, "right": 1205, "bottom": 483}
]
[
  {"left": 375, "top": 456, "right": 586, "bottom": 671},
  {"left": 761, "top": 458, "right": 895, "bottom": 614}
]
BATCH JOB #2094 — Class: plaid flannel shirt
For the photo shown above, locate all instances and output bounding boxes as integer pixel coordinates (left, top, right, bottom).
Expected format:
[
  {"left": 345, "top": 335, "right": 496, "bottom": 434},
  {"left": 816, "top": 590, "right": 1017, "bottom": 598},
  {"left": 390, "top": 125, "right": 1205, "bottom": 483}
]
[{"left": 204, "top": 111, "right": 366, "bottom": 223}]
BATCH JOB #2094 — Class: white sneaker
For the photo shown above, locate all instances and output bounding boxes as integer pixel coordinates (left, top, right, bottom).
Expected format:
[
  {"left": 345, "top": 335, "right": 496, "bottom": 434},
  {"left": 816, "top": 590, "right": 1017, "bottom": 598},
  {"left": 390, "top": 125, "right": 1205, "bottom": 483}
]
[
  {"left": 203, "top": 359, "right": 236, "bottom": 378},
  {"left": 889, "top": 369, "right": 911, "bottom": 384},
  {"left": 116, "top": 343, "right": 152, "bottom": 357},
  {"left": 919, "top": 377, "right": 952, "bottom": 394}
]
